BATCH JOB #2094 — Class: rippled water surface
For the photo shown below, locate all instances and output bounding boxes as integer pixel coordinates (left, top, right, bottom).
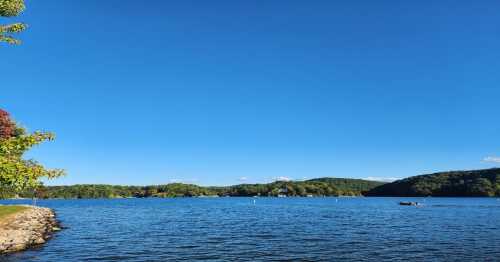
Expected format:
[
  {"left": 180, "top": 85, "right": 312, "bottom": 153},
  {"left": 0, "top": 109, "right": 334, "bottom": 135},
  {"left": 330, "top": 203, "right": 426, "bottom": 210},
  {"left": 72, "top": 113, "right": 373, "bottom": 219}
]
[{"left": 1, "top": 197, "right": 499, "bottom": 261}]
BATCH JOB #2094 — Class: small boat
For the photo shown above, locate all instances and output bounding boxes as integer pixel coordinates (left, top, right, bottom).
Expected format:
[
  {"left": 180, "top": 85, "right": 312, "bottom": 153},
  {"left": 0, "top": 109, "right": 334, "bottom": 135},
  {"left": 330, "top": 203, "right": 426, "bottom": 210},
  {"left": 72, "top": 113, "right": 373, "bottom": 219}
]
[{"left": 399, "top": 201, "right": 420, "bottom": 206}]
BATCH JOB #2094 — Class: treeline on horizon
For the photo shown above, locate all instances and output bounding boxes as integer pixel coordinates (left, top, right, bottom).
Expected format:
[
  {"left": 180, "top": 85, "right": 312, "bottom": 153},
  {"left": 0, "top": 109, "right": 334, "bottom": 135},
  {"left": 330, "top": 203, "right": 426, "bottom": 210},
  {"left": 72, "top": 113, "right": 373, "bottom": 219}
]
[
  {"left": 3, "top": 168, "right": 499, "bottom": 199},
  {"left": 366, "top": 168, "right": 500, "bottom": 197},
  {"left": 0, "top": 178, "right": 384, "bottom": 199}
]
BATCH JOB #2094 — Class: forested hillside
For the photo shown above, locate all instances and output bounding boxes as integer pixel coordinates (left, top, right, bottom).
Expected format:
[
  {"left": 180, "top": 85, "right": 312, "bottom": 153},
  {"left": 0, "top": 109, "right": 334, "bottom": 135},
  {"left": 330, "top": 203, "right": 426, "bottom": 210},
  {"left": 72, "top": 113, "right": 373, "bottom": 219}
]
[
  {"left": 0, "top": 178, "right": 384, "bottom": 199},
  {"left": 366, "top": 168, "right": 500, "bottom": 197}
]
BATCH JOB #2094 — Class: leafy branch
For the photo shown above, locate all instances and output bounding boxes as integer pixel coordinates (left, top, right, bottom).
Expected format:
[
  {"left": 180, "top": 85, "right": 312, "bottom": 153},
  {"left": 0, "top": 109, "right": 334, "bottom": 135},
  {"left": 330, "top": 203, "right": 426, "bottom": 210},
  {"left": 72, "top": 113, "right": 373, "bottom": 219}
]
[{"left": 0, "top": 0, "right": 27, "bottom": 45}]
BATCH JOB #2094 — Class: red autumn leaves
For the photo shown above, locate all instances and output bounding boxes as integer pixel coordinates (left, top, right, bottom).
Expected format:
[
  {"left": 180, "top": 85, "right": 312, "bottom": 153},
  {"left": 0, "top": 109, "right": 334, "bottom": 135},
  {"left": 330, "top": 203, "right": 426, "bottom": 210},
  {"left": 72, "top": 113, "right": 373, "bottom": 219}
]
[{"left": 0, "top": 109, "right": 16, "bottom": 139}]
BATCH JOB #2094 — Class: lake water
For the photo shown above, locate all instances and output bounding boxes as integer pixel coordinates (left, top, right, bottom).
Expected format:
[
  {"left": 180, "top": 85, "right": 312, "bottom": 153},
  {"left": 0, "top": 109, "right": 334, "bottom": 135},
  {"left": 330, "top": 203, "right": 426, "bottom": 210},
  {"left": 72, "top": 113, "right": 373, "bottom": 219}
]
[{"left": 1, "top": 197, "right": 499, "bottom": 261}]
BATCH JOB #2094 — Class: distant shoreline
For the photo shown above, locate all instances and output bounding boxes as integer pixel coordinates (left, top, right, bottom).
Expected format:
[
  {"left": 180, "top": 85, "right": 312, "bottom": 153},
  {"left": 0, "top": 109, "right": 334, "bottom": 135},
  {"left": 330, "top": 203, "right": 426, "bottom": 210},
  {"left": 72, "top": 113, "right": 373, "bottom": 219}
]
[
  {"left": 1, "top": 178, "right": 384, "bottom": 200},
  {"left": 1, "top": 168, "right": 498, "bottom": 200},
  {"left": 2, "top": 195, "right": 499, "bottom": 201}
]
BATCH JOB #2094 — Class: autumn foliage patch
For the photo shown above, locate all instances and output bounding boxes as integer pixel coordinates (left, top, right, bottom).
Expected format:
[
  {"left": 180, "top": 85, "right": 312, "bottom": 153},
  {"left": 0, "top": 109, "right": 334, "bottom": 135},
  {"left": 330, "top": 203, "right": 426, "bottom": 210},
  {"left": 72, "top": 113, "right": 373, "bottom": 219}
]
[{"left": 0, "top": 109, "right": 16, "bottom": 139}]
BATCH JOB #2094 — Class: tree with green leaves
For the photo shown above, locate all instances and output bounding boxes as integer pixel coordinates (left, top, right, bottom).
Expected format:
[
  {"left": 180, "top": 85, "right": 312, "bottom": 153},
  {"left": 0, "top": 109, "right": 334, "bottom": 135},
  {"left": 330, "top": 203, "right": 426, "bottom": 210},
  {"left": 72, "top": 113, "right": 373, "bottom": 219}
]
[
  {"left": 0, "top": 0, "right": 27, "bottom": 44},
  {"left": 0, "top": 109, "right": 65, "bottom": 195}
]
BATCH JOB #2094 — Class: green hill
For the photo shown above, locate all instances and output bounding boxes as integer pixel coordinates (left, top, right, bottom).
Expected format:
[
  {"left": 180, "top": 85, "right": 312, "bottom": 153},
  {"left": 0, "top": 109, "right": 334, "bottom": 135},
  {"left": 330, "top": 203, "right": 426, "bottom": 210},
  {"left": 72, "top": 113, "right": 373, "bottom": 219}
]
[
  {"left": 218, "top": 178, "right": 385, "bottom": 197},
  {"left": 0, "top": 178, "right": 384, "bottom": 199},
  {"left": 366, "top": 168, "right": 500, "bottom": 197}
]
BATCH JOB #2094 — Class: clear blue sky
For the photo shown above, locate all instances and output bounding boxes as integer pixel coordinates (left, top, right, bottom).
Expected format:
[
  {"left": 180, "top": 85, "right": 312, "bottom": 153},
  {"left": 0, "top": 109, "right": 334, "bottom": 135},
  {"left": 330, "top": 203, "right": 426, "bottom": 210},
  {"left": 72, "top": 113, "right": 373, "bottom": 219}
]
[{"left": 2, "top": 0, "right": 500, "bottom": 186}]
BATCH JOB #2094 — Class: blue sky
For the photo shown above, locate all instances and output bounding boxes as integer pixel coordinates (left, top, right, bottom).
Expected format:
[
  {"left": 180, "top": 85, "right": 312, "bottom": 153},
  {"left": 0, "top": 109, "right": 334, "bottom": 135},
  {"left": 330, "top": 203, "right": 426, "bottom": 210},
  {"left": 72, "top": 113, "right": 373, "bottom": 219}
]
[{"left": 2, "top": 0, "right": 500, "bottom": 186}]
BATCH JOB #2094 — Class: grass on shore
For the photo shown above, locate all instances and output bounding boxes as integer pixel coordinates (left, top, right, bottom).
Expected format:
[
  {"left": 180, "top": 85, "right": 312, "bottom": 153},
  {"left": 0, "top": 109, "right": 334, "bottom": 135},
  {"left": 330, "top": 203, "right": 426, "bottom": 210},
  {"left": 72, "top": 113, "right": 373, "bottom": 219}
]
[{"left": 0, "top": 206, "right": 29, "bottom": 220}]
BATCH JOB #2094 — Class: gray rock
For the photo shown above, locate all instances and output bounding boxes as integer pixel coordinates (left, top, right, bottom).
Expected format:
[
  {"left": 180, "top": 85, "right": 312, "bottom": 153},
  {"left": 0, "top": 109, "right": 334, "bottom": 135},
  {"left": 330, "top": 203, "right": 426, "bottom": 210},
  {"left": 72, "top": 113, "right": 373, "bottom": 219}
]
[{"left": 0, "top": 206, "right": 61, "bottom": 254}]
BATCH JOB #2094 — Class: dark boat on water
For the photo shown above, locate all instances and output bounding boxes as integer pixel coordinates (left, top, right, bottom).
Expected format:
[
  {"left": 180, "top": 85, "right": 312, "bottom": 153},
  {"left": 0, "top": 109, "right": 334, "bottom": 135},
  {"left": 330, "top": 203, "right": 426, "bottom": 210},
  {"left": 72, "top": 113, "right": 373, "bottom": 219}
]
[{"left": 399, "top": 201, "right": 420, "bottom": 206}]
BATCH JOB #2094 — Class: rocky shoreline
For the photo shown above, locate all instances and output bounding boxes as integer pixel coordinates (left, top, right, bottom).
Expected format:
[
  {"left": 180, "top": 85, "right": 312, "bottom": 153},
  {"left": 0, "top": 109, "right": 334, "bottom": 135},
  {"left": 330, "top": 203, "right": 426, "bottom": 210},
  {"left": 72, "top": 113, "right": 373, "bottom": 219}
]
[{"left": 0, "top": 206, "right": 60, "bottom": 254}]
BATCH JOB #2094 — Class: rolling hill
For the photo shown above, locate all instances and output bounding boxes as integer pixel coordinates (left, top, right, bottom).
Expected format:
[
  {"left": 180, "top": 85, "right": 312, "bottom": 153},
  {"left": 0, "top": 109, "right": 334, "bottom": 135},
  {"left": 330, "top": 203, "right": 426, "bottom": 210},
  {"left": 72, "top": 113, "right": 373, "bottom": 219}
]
[{"left": 366, "top": 168, "right": 500, "bottom": 197}]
